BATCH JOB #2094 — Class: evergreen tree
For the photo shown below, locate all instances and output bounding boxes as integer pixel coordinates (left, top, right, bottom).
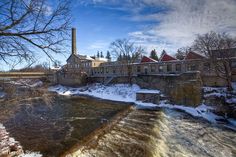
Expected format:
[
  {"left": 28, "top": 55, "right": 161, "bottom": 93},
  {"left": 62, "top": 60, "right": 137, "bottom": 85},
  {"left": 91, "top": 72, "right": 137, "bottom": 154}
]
[
  {"left": 97, "top": 51, "right": 100, "bottom": 58},
  {"left": 100, "top": 51, "right": 104, "bottom": 58},
  {"left": 161, "top": 49, "right": 166, "bottom": 57},
  {"left": 149, "top": 49, "right": 158, "bottom": 61},
  {"left": 117, "top": 54, "right": 122, "bottom": 61},
  {"left": 106, "top": 51, "right": 111, "bottom": 60}
]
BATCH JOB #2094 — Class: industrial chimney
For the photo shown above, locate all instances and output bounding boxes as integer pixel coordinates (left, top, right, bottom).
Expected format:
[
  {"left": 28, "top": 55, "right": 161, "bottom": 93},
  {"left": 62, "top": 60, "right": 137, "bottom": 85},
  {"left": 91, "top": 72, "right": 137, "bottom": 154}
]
[{"left": 72, "top": 28, "right": 77, "bottom": 55}]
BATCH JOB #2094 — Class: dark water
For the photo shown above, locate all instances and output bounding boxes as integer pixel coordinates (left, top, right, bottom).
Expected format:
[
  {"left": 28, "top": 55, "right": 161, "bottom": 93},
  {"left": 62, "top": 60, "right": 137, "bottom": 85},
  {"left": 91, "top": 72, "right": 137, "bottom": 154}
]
[{"left": 1, "top": 96, "right": 129, "bottom": 157}]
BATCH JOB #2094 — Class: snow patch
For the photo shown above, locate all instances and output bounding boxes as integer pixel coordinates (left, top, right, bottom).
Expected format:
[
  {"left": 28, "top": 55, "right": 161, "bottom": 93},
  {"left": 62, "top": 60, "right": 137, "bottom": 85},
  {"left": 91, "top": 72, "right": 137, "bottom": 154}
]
[
  {"left": 20, "top": 152, "right": 42, "bottom": 157},
  {"left": 49, "top": 83, "right": 236, "bottom": 127},
  {"left": 0, "top": 91, "right": 5, "bottom": 98},
  {"left": 49, "top": 84, "right": 140, "bottom": 102},
  {"left": 10, "top": 79, "right": 43, "bottom": 88},
  {"left": 136, "top": 89, "right": 160, "bottom": 94}
]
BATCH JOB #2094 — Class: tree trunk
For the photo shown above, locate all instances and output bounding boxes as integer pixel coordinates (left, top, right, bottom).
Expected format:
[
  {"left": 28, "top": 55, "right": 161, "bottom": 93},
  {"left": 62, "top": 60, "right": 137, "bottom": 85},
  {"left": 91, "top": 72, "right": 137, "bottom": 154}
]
[
  {"left": 224, "top": 62, "right": 233, "bottom": 91},
  {"left": 127, "top": 65, "right": 132, "bottom": 85}
]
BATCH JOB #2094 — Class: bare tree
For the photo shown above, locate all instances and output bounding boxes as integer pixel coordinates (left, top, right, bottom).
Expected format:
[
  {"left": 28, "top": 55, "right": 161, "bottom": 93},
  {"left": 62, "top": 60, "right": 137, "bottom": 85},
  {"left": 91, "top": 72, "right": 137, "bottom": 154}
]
[
  {"left": 110, "top": 38, "right": 144, "bottom": 84},
  {"left": 0, "top": 0, "right": 71, "bottom": 65},
  {"left": 176, "top": 47, "right": 191, "bottom": 60},
  {"left": 193, "top": 31, "right": 236, "bottom": 91}
]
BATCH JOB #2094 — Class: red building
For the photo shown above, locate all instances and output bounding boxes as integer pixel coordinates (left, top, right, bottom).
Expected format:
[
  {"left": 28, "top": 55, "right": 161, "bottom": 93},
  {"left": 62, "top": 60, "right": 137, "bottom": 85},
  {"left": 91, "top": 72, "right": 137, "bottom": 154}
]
[
  {"left": 141, "top": 56, "right": 158, "bottom": 63},
  {"left": 159, "top": 52, "right": 177, "bottom": 61}
]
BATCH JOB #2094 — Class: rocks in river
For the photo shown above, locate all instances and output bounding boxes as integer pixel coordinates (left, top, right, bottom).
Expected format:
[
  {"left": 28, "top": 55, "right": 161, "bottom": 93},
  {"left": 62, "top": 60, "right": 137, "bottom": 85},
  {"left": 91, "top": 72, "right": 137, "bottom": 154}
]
[
  {"left": 203, "top": 87, "right": 236, "bottom": 119},
  {"left": 0, "top": 123, "right": 23, "bottom": 157}
]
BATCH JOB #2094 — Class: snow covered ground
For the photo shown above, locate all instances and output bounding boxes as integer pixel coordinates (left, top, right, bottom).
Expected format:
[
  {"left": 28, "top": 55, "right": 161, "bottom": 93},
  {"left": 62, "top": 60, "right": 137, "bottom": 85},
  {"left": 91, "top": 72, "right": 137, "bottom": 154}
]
[{"left": 48, "top": 83, "right": 236, "bottom": 127}]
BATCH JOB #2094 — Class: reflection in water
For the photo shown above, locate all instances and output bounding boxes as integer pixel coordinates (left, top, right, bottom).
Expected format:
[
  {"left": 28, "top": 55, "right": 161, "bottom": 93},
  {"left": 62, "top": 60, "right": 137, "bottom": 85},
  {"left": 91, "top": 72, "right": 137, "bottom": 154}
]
[
  {"left": 2, "top": 96, "right": 129, "bottom": 157},
  {"left": 1, "top": 96, "right": 236, "bottom": 157},
  {"left": 71, "top": 108, "right": 236, "bottom": 157}
]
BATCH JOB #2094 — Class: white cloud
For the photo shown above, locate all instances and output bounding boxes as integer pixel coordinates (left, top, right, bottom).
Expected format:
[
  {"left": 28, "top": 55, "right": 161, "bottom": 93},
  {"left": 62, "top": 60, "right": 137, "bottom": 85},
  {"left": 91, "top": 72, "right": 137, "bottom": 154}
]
[
  {"left": 78, "top": 0, "right": 236, "bottom": 55},
  {"left": 128, "top": 0, "right": 236, "bottom": 54}
]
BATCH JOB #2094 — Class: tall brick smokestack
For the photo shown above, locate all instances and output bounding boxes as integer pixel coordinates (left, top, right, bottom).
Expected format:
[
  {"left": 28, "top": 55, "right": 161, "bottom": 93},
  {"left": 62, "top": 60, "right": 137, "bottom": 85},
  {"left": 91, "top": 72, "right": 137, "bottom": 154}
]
[{"left": 72, "top": 28, "right": 76, "bottom": 55}]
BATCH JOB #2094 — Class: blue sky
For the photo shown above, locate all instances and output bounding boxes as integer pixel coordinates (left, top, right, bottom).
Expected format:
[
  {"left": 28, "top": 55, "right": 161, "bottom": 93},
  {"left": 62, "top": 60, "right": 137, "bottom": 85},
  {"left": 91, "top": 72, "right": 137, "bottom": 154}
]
[
  {"left": 71, "top": 0, "right": 236, "bottom": 59},
  {"left": 1, "top": 0, "right": 236, "bottom": 70},
  {"left": 72, "top": 1, "right": 159, "bottom": 57}
]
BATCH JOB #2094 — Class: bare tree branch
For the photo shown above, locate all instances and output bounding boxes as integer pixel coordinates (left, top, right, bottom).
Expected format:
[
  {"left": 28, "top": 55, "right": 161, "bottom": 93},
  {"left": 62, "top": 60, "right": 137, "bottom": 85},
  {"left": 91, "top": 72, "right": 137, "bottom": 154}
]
[
  {"left": 192, "top": 31, "right": 236, "bottom": 91},
  {"left": 0, "top": 0, "right": 71, "bottom": 67}
]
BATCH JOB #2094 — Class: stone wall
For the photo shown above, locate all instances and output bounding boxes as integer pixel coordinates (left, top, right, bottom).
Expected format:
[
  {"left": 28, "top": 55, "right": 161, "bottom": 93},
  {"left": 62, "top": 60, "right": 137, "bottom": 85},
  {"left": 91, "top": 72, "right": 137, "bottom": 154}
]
[
  {"left": 202, "top": 75, "right": 229, "bottom": 87},
  {"left": 56, "top": 71, "right": 87, "bottom": 86},
  {"left": 90, "top": 72, "right": 202, "bottom": 106}
]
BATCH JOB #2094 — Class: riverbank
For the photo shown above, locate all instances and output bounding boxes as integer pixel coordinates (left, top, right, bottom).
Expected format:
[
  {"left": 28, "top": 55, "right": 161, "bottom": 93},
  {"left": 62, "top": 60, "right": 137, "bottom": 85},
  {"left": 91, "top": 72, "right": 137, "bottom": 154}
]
[{"left": 48, "top": 83, "right": 236, "bottom": 128}]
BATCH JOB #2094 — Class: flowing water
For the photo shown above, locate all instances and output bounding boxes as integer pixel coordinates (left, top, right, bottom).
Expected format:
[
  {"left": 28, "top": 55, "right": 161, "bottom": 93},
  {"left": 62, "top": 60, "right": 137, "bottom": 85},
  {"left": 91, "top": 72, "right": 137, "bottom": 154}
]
[
  {"left": 70, "top": 108, "right": 236, "bottom": 157},
  {"left": 0, "top": 96, "right": 236, "bottom": 157}
]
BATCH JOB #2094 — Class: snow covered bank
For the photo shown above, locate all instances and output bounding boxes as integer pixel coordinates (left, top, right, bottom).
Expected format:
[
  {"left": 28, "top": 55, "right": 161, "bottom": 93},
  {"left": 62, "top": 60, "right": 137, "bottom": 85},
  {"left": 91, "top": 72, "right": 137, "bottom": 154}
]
[
  {"left": 48, "top": 84, "right": 236, "bottom": 127},
  {"left": 49, "top": 84, "right": 140, "bottom": 102}
]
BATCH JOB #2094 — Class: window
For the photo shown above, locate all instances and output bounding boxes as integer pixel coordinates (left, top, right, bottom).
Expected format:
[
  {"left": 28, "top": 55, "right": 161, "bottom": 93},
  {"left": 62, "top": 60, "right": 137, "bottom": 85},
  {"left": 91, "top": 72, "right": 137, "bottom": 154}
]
[
  {"left": 187, "top": 64, "right": 198, "bottom": 71},
  {"left": 159, "top": 65, "right": 163, "bottom": 73},
  {"left": 144, "top": 68, "right": 148, "bottom": 74},
  {"left": 151, "top": 65, "right": 155, "bottom": 72},
  {"left": 231, "top": 61, "right": 236, "bottom": 68},
  {"left": 137, "top": 66, "right": 141, "bottom": 73},
  {"left": 106, "top": 68, "right": 109, "bottom": 73},
  {"left": 167, "top": 64, "right": 172, "bottom": 72},
  {"left": 113, "top": 69, "right": 116, "bottom": 74},
  {"left": 176, "top": 64, "right": 181, "bottom": 72},
  {"left": 203, "top": 63, "right": 210, "bottom": 71}
]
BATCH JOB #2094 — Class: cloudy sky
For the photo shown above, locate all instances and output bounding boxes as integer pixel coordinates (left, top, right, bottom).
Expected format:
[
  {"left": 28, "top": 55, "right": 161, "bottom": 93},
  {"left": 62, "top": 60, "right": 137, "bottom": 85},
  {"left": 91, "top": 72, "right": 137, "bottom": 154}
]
[
  {"left": 71, "top": 0, "right": 236, "bottom": 57},
  {"left": 2, "top": 0, "right": 235, "bottom": 70}
]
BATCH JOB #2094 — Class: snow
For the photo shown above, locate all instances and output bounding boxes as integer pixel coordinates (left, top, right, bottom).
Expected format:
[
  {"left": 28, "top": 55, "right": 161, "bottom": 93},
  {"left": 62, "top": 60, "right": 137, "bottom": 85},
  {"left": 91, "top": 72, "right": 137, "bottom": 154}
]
[
  {"left": 203, "top": 84, "right": 236, "bottom": 104},
  {"left": 203, "top": 86, "right": 227, "bottom": 93},
  {"left": 49, "top": 83, "right": 236, "bottom": 126},
  {"left": 96, "top": 57, "right": 108, "bottom": 62},
  {"left": 9, "top": 79, "right": 43, "bottom": 88},
  {"left": 49, "top": 84, "right": 140, "bottom": 102},
  {"left": 136, "top": 89, "right": 160, "bottom": 94},
  {"left": 85, "top": 55, "right": 94, "bottom": 60},
  {"left": 51, "top": 66, "right": 61, "bottom": 70},
  {"left": 20, "top": 152, "right": 42, "bottom": 157},
  {"left": 0, "top": 91, "right": 5, "bottom": 98}
]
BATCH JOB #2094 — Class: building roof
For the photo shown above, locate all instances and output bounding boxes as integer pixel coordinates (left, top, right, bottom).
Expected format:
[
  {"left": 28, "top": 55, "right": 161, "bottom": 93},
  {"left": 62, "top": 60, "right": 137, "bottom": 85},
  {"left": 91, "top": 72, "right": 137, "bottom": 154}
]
[
  {"left": 184, "top": 51, "right": 206, "bottom": 60},
  {"left": 159, "top": 52, "right": 177, "bottom": 61},
  {"left": 141, "top": 56, "right": 158, "bottom": 63}
]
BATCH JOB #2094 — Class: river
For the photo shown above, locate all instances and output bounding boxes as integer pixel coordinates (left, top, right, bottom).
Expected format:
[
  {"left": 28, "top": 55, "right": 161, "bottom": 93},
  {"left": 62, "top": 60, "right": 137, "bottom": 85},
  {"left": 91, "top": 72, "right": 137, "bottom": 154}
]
[{"left": 0, "top": 96, "right": 235, "bottom": 157}]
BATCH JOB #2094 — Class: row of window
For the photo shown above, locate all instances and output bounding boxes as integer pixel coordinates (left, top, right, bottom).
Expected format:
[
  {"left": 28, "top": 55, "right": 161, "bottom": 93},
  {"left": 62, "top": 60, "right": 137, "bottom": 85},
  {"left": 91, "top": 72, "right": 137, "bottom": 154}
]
[{"left": 91, "top": 63, "right": 203, "bottom": 75}]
